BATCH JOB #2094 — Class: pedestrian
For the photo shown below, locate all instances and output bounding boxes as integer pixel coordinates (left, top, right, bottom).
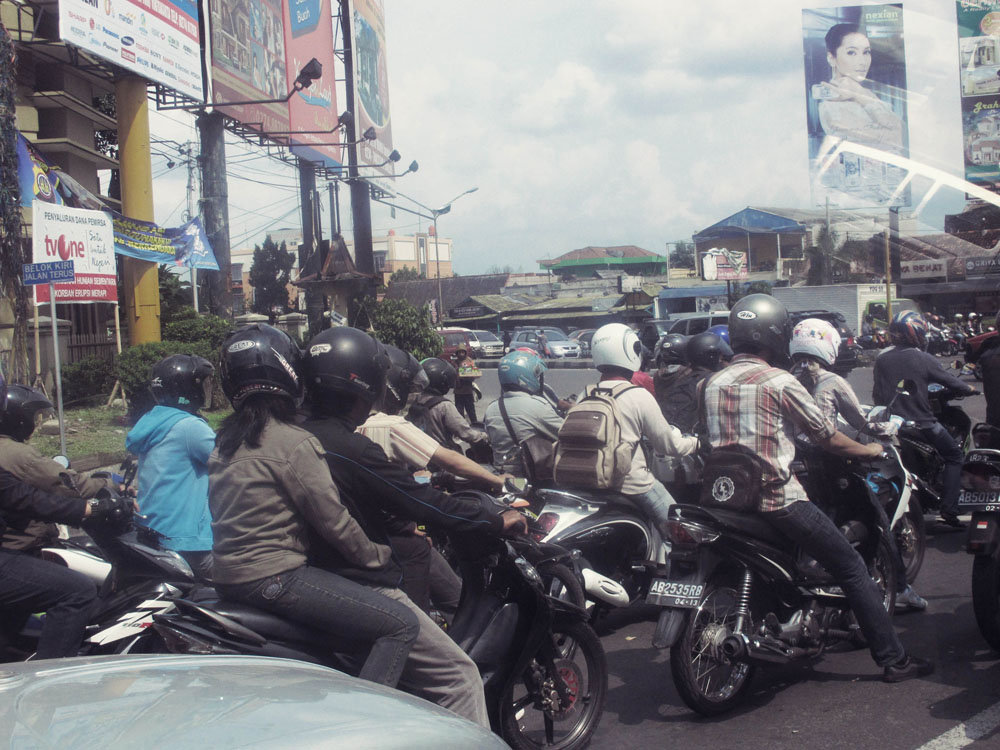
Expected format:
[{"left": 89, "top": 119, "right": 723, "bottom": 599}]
[
  {"left": 501, "top": 329, "right": 512, "bottom": 353},
  {"left": 452, "top": 346, "right": 481, "bottom": 424}
]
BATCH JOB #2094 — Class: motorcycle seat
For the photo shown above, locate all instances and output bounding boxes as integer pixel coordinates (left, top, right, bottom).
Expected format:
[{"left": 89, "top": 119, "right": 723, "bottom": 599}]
[
  {"left": 682, "top": 505, "right": 792, "bottom": 548},
  {"left": 551, "top": 488, "right": 642, "bottom": 511},
  {"left": 211, "top": 601, "right": 328, "bottom": 645}
]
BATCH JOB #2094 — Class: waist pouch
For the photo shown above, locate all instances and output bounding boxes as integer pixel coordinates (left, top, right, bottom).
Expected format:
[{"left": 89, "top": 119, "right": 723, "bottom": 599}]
[{"left": 699, "top": 446, "right": 767, "bottom": 512}]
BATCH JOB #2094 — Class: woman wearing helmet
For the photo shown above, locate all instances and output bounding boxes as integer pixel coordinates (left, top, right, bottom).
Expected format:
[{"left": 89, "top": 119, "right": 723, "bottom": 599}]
[
  {"left": 484, "top": 349, "right": 565, "bottom": 476},
  {"left": 791, "top": 318, "right": 926, "bottom": 611},
  {"left": 411, "top": 357, "right": 488, "bottom": 454},
  {"left": 874, "top": 310, "right": 978, "bottom": 528},
  {"left": 0, "top": 384, "right": 116, "bottom": 552},
  {"left": 208, "top": 324, "right": 419, "bottom": 689},
  {"left": 125, "top": 354, "right": 216, "bottom": 578}
]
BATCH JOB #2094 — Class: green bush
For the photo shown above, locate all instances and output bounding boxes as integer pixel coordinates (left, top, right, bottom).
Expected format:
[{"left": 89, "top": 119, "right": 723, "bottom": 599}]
[
  {"left": 163, "top": 314, "right": 235, "bottom": 351},
  {"left": 61, "top": 356, "right": 116, "bottom": 406},
  {"left": 115, "top": 340, "right": 215, "bottom": 419},
  {"left": 369, "top": 298, "right": 443, "bottom": 360}
]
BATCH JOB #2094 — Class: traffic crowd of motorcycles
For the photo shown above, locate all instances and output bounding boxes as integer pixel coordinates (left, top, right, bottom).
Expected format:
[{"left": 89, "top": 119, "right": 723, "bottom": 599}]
[{"left": 2, "top": 297, "right": 1000, "bottom": 747}]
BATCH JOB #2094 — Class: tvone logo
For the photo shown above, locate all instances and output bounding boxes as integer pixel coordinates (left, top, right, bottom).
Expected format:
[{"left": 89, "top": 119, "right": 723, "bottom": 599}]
[{"left": 45, "top": 235, "right": 86, "bottom": 261}]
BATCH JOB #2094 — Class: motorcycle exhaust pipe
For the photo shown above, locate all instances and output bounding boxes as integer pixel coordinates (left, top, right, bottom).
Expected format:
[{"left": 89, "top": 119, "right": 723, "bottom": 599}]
[
  {"left": 581, "top": 568, "right": 630, "bottom": 608},
  {"left": 722, "top": 633, "right": 806, "bottom": 664}
]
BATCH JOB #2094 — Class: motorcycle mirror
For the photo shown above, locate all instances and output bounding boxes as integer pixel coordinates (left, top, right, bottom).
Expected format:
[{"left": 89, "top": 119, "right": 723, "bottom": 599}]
[
  {"left": 52, "top": 455, "right": 70, "bottom": 469},
  {"left": 504, "top": 476, "right": 528, "bottom": 494}
]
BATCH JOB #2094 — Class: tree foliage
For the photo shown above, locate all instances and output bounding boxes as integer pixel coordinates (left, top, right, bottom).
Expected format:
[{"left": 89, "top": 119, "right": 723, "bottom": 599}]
[
  {"left": 158, "top": 266, "right": 194, "bottom": 324},
  {"left": 389, "top": 266, "right": 424, "bottom": 284},
  {"left": 669, "top": 242, "right": 696, "bottom": 269},
  {"left": 807, "top": 227, "right": 834, "bottom": 286},
  {"left": 368, "top": 298, "right": 443, "bottom": 360},
  {"left": 249, "top": 236, "right": 295, "bottom": 318}
]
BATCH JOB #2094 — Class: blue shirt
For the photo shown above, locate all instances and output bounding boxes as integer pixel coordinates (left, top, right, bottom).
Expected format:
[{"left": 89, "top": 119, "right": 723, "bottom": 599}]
[{"left": 125, "top": 405, "right": 215, "bottom": 551}]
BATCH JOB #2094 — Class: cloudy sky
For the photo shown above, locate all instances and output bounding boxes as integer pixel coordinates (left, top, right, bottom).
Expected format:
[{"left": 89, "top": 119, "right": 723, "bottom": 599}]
[{"left": 147, "top": 1, "right": 971, "bottom": 275}]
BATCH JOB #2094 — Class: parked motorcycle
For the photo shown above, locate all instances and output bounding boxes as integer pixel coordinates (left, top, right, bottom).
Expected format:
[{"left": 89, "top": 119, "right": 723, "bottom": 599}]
[
  {"left": 649, "top": 448, "right": 896, "bottom": 716},
  {"left": 152, "top": 491, "right": 607, "bottom": 750},
  {"left": 960, "top": 423, "right": 1000, "bottom": 651}
]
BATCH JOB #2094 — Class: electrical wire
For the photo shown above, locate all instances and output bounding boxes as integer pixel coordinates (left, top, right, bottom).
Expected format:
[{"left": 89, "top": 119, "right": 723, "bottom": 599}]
[{"left": 229, "top": 203, "right": 302, "bottom": 246}]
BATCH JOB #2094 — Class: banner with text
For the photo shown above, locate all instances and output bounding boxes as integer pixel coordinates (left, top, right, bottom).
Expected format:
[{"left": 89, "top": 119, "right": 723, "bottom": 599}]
[
  {"left": 956, "top": 1, "right": 1000, "bottom": 193},
  {"left": 59, "top": 0, "right": 202, "bottom": 101},
  {"left": 900, "top": 259, "right": 947, "bottom": 279},
  {"left": 347, "top": 0, "right": 395, "bottom": 187},
  {"left": 113, "top": 215, "right": 220, "bottom": 270},
  {"left": 802, "top": 4, "right": 910, "bottom": 208},
  {"left": 32, "top": 203, "right": 117, "bottom": 304}
]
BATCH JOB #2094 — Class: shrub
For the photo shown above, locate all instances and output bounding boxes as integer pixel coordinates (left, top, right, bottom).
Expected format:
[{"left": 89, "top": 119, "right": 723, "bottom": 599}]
[
  {"left": 163, "top": 314, "right": 235, "bottom": 352},
  {"left": 368, "top": 298, "right": 443, "bottom": 360},
  {"left": 115, "top": 340, "right": 215, "bottom": 420},
  {"left": 61, "top": 356, "right": 116, "bottom": 406}
]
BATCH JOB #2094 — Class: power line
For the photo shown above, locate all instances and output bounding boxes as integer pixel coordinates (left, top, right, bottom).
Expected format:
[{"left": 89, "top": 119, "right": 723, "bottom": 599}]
[{"left": 230, "top": 203, "right": 302, "bottom": 246}]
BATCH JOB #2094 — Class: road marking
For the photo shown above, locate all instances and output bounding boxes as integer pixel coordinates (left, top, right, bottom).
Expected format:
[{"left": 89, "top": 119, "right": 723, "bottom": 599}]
[{"left": 916, "top": 701, "right": 1000, "bottom": 749}]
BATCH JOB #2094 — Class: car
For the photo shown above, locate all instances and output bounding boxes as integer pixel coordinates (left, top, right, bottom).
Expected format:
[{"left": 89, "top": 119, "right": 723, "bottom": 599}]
[
  {"left": 664, "top": 311, "right": 732, "bottom": 338},
  {"left": 511, "top": 329, "right": 581, "bottom": 359},
  {"left": 0, "top": 654, "right": 508, "bottom": 749},
  {"left": 437, "top": 328, "right": 475, "bottom": 362},
  {"left": 471, "top": 329, "right": 504, "bottom": 358},
  {"left": 569, "top": 328, "right": 596, "bottom": 357},
  {"left": 788, "top": 309, "right": 860, "bottom": 374}
]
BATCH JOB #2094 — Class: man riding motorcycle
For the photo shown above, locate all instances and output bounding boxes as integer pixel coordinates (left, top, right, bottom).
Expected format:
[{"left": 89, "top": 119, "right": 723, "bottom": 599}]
[
  {"left": 411, "top": 358, "right": 490, "bottom": 455},
  {"left": 701, "top": 294, "right": 933, "bottom": 683}
]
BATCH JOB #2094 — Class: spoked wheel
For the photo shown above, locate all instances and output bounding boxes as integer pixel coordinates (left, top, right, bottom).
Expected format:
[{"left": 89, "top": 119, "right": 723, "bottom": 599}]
[
  {"left": 669, "top": 584, "right": 755, "bottom": 716},
  {"left": 871, "top": 535, "right": 897, "bottom": 614},
  {"left": 972, "top": 553, "right": 1000, "bottom": 652},
  {"left": 894, "top": 501, "right": 926, "bottom": 583},
  {"left": 502, "top": 620, "right": 607, "bottom": 750},
  {"left": 539, "top": 563, "right": 587, "bottom": 609}
]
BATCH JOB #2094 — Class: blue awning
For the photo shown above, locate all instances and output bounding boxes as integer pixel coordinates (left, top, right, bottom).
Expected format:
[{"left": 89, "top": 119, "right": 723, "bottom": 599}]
[{"left": 658, "top": 285, "right": 728, "bottom": 299}]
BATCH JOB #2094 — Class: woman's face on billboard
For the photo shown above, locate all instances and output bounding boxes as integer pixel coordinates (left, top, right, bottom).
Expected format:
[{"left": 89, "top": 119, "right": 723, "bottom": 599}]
[{"left": 828, "top": 31, "right": 872, "bottom": 81}]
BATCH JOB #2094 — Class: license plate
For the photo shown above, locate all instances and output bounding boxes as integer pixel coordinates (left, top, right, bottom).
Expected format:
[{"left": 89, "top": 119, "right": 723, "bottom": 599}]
[
  {"left": 646, "top": 579, "right": 705, "bottom": 608},
  {"left": 959, "top": 490, "right": 1000, "bottom": 510}
]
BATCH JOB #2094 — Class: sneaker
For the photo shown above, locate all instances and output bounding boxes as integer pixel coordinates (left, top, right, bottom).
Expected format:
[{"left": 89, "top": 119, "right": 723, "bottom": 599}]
[
  {"left": 896, "top": 586, "right": 928, "bottom": 611},
  {"left": 938, "top": 513, "right": 965, "bottom": 529},
  {"left": 883, "top": 654, "right": 935, "bottom": 683}
]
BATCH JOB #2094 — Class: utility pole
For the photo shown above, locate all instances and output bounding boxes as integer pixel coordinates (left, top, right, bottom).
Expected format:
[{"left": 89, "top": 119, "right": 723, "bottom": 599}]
[
  {"left": 299, "top": 161, "right": 325, "bottom": 335},
  {"left": 197, "top": 111, "right": 233, "bottom": 317},
  {"left": 116, "top": 76, "right": 161, "bottom": 344},
  {"left": 341, "top": 8, "right": 375, "bottom": 277},
  {"left": 184, "top": 140, "right": 199, "bottom": 315}
]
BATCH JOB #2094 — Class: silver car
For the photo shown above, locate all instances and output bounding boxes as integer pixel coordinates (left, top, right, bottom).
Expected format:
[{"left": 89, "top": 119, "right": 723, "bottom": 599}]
[{"left": 0, "top": 655, "right": 509, "bottom": 749}]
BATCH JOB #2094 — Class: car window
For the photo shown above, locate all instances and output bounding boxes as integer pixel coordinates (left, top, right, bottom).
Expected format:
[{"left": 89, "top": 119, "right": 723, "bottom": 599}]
[
  {"left": 547, "top": 331, "right": 569, "bottom": 341},
  {"left": 687, "top": 318, "right": 710, "bottom": 335},
  {"left": 669, "top": 320, "right": 688, "bottom": 335},
  {"left": 475, "top": 331, "right": 499, "bottom": 342},
  {"left": 444, "top": 333, "right": 466, "bottom": 346}
]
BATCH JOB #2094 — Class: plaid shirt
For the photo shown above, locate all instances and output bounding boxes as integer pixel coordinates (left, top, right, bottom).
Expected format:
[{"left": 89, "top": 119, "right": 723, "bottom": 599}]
[{"left": 702, "top": 354, "right": 835, "bottom": 511}]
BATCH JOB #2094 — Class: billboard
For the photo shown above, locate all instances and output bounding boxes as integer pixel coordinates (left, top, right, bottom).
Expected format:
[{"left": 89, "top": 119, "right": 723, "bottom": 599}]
[
  {"left": 802, "top": 4, "right": 909, "bottom": 208},
  {"left": 956, "top": 2, "right": 1000, "bottom": 193},
  {"left": 209, "top": 0, "right": 291, "bottom": 132},
  {"left": 701, "top": 248, "right": 749, "bottom": 281},
  {"left": 900, "top": 259, "right": 947, "bottom": 279},
  {"left": 282, "top": 0, "right": 341, "bottom": 167},
  {"left": 32, "top": 203, "right": 117, "bottom": 304},
  {"left": 59, "top": 0, "right": 203, "bottom": 101},
  {"left": 348, "top": 0, "right": 395, "bottom": 185}
]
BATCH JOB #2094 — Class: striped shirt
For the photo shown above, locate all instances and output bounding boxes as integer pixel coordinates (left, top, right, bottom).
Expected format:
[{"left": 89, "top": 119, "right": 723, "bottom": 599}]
[{"left": 702, "top": 354, "right": 835, "bottom": 511}]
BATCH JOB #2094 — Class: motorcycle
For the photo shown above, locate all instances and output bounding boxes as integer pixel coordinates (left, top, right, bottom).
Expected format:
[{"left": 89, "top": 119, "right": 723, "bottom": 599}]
[
  {"left": 151, "top": 492, "right": 607, "bottom": 750},
  {"left": 649, "top": 448, "right": 897, "bottom": 716},
  {"left": 959, "top": 423, "right": 1000, "bottom": 651},
  {"left": 928, "top": 328, "right": 958, "bottom": 357}
]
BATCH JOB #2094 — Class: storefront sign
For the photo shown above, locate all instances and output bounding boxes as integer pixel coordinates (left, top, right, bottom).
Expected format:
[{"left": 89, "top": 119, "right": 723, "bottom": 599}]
[
  {"left": 451, "top": 305, "right": 486, "bottom": 318},
  {"left": 31, "top": 203, "right": 117, "bottom": 304},
  {"left": 900, "top": 260, "right": 947, "bottom": 279},
  {"left": 965, "top": 255, "right": 1000, "bottom": 276}
]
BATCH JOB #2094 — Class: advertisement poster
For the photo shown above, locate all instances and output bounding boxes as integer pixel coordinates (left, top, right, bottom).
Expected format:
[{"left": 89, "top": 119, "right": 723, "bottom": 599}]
[
  {"left": 113, "top": 215, "right": 220, "bottom": 269},
  {"left": 348, "top": 0, "right": 395, "bottom": 186},
  {"left": 209, "top": 0, "right": 291, "bottom": 132},
  {"left": 802, "top": 4, "right": 910, "bottom": 208},
  {"left": 956, "top": 1, "right": 1000, "bottom": 193},
  {"left": 282, "top": 0, "right": 341, "bottom": 167},
  {"left": 32, "top": 203, "right": 117, "bottom": 305},
  {"left": 59, "top": 0, "right": 202, "bottom": 101},
  {"left": 701, "top": 248, "right": 749, "bottom": 281}
]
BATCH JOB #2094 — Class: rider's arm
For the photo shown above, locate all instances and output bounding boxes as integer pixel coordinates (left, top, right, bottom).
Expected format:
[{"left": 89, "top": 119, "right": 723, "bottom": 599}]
[
  {"left": 819, "top": 430, "right": 883, "bottom": 459},
  {"left": 925, "top": 352, "right": 976, "bottom": 394},
  {"left": 285, "top": 437, "right": 391, "bottom": 571},
  {"left": 180, "top": 417, "right": 217, "bottom": 466},
  {"left": 431, "top": 446, "right": 507, "bottom": 490},
  {"left": 635, "top": 389, "right": 698, "bottom": 457},
  {"left": 388, "top": 417, "right": 508, "bottom": 489},
  {"left": 440, "top": 400, "right": 488, "bottom": 444},
  {"left": 0, "top": 468, "right": 87, "bottom": 524}
]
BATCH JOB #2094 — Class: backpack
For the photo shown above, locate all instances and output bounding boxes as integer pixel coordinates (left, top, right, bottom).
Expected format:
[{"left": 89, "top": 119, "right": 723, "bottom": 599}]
[
  {"left": 553, "top": 382, "right": 640, "bottom": 490},
  {"left": 405, "top": 395, "right": 445, "bottom": 436}
]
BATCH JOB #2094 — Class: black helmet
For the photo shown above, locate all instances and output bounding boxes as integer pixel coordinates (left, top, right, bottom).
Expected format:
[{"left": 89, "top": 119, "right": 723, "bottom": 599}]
[
  {"left": 0, "top": 384, "right": 54, "bottom": 441},
  {"left": 150, "top": 354, "right": 215, "bottom": 411},
  {"left": 220, "top": 324, "right": 304, "bottom": 409},
  {"left": 728, "top": 294, "right": 793, "bottom": 367},
  {"left": 656, "top": 333, "right": 689, "bottom": 367},
  {"left": 382, "top": 344, "right": 429, "bottom": 415},
  {"left": 421, "top": 357, "right": 458, "bottom": 396},
  {"left": 687, "top": 331, "right": 734, "bottom": 372},
  {"left": 304, "top": 326, "right": 390, "bottom": 410}
]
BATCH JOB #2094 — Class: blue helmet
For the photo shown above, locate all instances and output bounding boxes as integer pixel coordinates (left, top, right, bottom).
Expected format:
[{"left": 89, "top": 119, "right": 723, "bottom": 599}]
[
  {"left": 498, "top": 350, "right": 547, "bottom": 394},
  {"left": 707, "top": 324, "right": 730, "bottom": 345}
]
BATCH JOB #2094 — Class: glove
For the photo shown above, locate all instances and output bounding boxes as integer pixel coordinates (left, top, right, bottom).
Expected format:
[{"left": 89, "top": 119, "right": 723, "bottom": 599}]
[{"left": 87, "top": 490, "right": 132, "bottom": 523}]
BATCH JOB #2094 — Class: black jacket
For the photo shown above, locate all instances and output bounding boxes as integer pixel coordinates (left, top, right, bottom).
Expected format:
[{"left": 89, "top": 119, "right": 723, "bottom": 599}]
[
  {"left": 0, "top": 468, "right": 86, "bottom": 542},
  {"left": 304, "top": 416, "right": 504, "bottom": 586},
  {"left": 873, "top": 346, "right": 972, "bottom": 425},
  {"left": 981, "top": 341, "right": 1000, "bottom": 429},
  {"left": 654, "top": 366, "right": 709, "bottom": 434}
]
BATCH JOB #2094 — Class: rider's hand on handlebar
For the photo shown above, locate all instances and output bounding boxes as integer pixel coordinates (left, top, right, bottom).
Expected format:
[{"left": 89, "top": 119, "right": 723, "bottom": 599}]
[
  {"left": 968, "top": 388, "right": 981, "bottom": 396},
  {"left": 864, "top": 443, "right": 885, "bottom": 460},
  {"left": 500, "top": 509, "right": 528, "bottom": 536}
]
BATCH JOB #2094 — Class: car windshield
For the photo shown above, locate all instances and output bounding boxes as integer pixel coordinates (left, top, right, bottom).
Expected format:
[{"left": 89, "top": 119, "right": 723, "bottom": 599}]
[
  {"left": 474, "top": 331, "right": 499, "bottom": 342},
  {"left": 546, "top": 331, "right": 569, "bottom": 341}
]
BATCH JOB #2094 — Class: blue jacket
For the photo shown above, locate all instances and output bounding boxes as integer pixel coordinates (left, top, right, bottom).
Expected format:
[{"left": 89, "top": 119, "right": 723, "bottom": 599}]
[{"left": 126, "top": 405, "right": 215, "bottom": 551}]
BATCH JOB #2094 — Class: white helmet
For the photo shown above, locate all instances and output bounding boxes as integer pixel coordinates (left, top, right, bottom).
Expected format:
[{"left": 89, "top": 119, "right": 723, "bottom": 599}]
[
  {"left": 591, "top": 323, "right": 643, "bottom": 372},
  {"left": 789, "top": 318, "right": 841, "bottom": 367}
]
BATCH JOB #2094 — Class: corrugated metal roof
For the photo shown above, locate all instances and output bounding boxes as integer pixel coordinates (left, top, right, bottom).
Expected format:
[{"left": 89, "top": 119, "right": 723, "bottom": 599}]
[{"left": 466, "top": 294, "right": 526, "bottom": 312}]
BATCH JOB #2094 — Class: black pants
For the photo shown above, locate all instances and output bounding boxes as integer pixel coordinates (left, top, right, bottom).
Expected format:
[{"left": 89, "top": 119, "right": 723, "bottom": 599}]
[{"left": 455, "top": 393, "right": 477, "bottom": 424}]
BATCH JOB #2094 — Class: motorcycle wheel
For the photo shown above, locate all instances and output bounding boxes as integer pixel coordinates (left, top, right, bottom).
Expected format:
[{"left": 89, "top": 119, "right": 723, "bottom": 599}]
[
  {"left": 894, "top": 502, "right": 926, "bottom": 583},
  {"left": 972, "top": 554, "right": 1000, "bottom": 652},
  {"left": 540, "top": 562, "right": 587, "bottom": 609},
  {"left": 502, "top": 620, "right": 607, "bottom": 750},
  {"left": 669, "top": 583, "right": 755, "bottom": 716}
]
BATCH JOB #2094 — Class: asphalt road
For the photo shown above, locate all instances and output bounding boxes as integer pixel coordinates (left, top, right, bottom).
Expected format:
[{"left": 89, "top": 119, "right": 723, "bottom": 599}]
[{"left": 473, "top": 361, "right": 1000, "bottom": 750}]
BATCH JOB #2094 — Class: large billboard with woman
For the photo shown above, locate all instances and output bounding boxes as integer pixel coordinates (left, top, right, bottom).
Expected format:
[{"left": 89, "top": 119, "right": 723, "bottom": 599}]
[
  {"left": 956, "top": 1, "right": 1000, "bottom": 194},
  {"left": 802, "top": 4, "right": 910, "bottom": 209}
]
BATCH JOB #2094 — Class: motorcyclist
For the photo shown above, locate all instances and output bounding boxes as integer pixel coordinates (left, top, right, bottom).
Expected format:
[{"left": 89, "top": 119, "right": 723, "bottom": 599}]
[
  {"left": 969, "top": 312, "right": 982, "bottom": 336},
  {"left": 302, "top": 325, "right": 526, "bottom": 728},
  {"left": 484, "top": 349, "right": 564, "bottom": 476},
  {"left": 873, "top": 310, "right": 977, "bottom": 528},
  {"left": 589, "top": 323, "right": 698, "bottom": 535},
  {"left": 790, "top": 318, "right": 927, "bottom": 611},
  {"left": 978, "top": 310, "right": 1000, "bottom": 437},
  {"left": 0, "top": 384, "right": 115, "bottom": 552},
  {"left": 207, "top": 323, "right": 420, "bottom": 690},
  {"left": 125, "top": 355, "right": 216, "bottom": 579},
  {"left": 702, "top": 294, "right": 933, "bottom": 683},
  {"left": 410, "top": 357, "right": 489, "bottom": 454}
]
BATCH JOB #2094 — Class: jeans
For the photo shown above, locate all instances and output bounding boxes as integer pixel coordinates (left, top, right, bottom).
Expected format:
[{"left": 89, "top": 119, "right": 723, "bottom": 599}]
[
  {"left": 763, "top": 500, "right": 905, "bottom": 667},
  {"left": 922, "top": 422, "right": 964, "bottom": 516},
  {"left": 0, "top": 549, "right": 97, "bottom": 658},
  {"left": 627, "top": 479, "right": 676, "bottom": 533},
  {"left": 217, "top": 565, "right": 419, "bottom": 688},
  {"left": 392, "top": 533, "right": 433, "bottom": 612},
  {"left": 429, "top": 546, "right": 463, "bottom": 614}
]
